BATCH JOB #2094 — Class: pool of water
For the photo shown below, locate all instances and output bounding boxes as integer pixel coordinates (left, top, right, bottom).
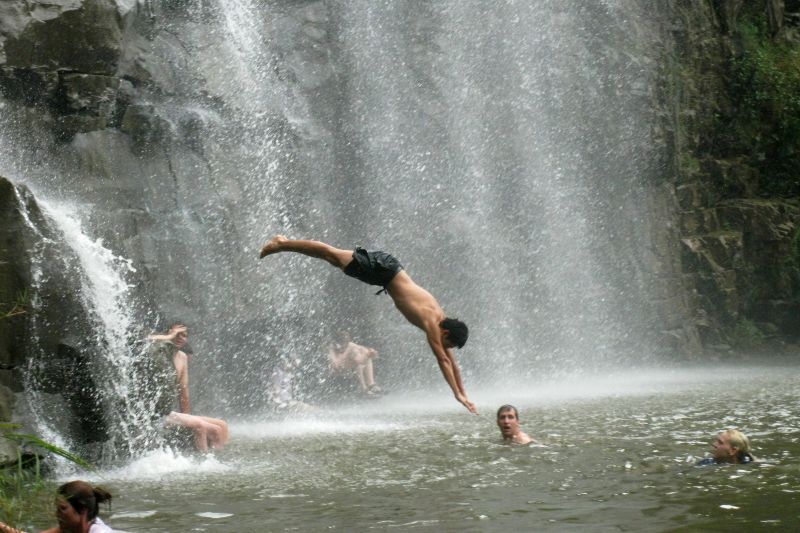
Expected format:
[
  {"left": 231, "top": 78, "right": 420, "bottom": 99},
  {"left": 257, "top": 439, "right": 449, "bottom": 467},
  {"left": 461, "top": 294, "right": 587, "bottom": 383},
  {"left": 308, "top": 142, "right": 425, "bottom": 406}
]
[{"left": 36, "top": 364, "right": 800, "bottom": 531}]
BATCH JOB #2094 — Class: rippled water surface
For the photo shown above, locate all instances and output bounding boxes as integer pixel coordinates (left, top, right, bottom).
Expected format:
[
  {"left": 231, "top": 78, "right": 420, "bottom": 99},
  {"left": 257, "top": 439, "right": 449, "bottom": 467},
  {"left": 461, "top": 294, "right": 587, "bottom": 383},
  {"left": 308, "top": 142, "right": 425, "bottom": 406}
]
[{"left": 43, "top": 365, "right": 800, "bottom": 531}]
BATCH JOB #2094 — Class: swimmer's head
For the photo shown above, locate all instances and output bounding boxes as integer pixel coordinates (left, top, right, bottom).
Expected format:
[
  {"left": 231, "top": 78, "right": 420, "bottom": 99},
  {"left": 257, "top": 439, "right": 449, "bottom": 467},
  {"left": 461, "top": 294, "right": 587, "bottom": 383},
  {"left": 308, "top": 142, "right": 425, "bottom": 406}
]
[
  {"left": 496, "top": 404, "right": 520, "bottom": 420},
  {"left": 713, "top": 429, "right": 752, "bottom": 463},
  {"left": 57, "top": 480, "right": 112, "bottom": 523},
  {"left": 332, "top": 330, "right": 351, "bottom": 349},
  {"left": 169, "top": 323, "right": 190, "bottom": 350},
  {"left": 440, "top": 318, "right": 468, "bottom": 349},
  {"left": 496, "top": 404, "right": 521, "bottom": 439}
]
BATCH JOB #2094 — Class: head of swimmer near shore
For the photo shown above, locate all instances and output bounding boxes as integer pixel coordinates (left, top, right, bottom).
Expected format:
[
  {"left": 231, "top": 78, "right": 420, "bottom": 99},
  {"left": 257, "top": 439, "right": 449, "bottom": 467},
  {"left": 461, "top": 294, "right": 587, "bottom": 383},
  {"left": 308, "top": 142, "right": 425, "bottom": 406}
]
[{"left": 55, "top": 480, "right": 112, "bottom": 532}]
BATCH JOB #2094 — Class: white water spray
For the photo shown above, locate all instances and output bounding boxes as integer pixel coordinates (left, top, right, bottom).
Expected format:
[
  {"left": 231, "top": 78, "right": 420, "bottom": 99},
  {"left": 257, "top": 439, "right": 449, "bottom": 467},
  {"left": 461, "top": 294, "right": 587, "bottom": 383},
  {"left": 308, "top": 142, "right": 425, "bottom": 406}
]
[{"left": 31, "top": 199, "right": 157, "bottom": 456}]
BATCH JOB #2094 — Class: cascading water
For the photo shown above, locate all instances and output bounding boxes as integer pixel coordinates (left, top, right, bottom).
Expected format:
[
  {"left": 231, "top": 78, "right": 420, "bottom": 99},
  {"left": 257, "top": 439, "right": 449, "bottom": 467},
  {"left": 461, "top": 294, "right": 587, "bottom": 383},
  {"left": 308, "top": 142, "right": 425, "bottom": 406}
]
[
  {"left": 9, "top": 186, "right": 71, "bottom": 461},
  {"left": 34, "top": 200, "right": 150, "bottom": 457},
  {"left": 322, "top": 1, "right": 666, "bottom": 378},
  {"left": 2, "top": 0, "right": 672, "bottom": 450},
  {"left": 11, "top": 188, "right": 169, "bottom": 462}
]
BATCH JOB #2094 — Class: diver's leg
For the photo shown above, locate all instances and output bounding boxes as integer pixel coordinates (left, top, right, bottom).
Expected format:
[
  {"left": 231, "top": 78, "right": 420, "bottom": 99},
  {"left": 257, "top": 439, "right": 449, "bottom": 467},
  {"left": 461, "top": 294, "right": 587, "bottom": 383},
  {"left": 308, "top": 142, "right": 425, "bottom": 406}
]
[
  {"left": 260, "top": 235, "right": 353, "bottom": 269},
  {"left": 354, "top": 364, "right": 368, "bottom": 392},
  {"left": 364, "top": 358, "right": 376, "bottom": 389}
]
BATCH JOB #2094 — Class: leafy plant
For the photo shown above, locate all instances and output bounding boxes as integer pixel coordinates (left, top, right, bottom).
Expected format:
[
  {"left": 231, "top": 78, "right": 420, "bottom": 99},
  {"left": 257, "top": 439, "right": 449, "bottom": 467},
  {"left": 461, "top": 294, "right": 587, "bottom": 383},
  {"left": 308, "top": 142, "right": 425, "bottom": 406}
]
[
  {"left": 0, "top": 423, "right": 93, "bottom": 471},
  {"left": 726, "top": 18, "right": 800, "bottom": 196},
  {"left": 0, "top": 290, "right": 28, "bottom": 321},
  {"left": 0, "top": 453, "right": 53, "bottom": 529},
  {"left": 0, "top": 423, "right": 94, "bottom": 528}
]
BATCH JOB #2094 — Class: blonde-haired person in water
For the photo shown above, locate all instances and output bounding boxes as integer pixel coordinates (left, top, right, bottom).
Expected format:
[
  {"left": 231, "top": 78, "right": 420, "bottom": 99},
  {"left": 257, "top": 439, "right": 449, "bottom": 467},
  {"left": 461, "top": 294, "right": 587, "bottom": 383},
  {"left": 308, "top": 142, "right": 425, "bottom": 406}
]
[
  {"left": 697, "top": 429, "right": 756, "bottom": 465},
  {"left": 0, "top": 480, "right": 112, "bottom": 533}
]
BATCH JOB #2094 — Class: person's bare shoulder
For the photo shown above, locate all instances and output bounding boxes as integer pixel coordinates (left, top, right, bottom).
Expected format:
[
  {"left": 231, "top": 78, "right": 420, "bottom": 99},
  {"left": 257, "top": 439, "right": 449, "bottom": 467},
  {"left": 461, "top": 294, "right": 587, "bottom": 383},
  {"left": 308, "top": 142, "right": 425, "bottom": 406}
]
[{"left": 514, "top": 432, "right": 536, "bottom": 445}]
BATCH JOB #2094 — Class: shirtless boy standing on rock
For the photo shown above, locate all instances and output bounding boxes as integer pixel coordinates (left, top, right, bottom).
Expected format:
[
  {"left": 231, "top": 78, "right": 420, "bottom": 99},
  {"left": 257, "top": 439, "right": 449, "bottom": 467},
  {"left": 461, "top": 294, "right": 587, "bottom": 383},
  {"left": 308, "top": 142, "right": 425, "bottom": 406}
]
[{"left": 259, "top": 235, "right": 477, "bottom": 414}]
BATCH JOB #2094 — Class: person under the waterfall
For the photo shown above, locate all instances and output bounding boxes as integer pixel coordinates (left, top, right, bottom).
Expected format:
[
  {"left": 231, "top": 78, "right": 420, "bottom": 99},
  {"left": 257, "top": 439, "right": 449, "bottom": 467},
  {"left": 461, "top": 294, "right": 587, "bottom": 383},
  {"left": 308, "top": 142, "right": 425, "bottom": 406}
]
[
  {"left": 0, "top": 480, "right": 113, "bottom": 533},
  {"left": 269, "top": 354, "right": 317, "bottom": 412},
  {"left": 147, "top": 324, "right": 230, "bottom": 451},
  {"left": 259, "top": 235, "right": 476, "bottom": 414},
  {"left": 496, "top": 404, "right": 537, "bottom": 445},
  {"left": 696, "top": 429, "right": 756, "bottom": 465},
  {"left": 328, "top": 332, "right": 382, "bottom": 396}
]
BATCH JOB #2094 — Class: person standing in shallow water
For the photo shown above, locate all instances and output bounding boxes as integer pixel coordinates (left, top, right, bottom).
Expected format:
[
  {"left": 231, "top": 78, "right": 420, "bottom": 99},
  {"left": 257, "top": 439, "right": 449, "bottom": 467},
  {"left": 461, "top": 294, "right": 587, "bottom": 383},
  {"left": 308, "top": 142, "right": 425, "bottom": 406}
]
[
  {"left": 259, "top": 235, "right": 477, "bottom": 414},
  {"left": 497, "top": 404, "right": 537, "bottom": 444}
]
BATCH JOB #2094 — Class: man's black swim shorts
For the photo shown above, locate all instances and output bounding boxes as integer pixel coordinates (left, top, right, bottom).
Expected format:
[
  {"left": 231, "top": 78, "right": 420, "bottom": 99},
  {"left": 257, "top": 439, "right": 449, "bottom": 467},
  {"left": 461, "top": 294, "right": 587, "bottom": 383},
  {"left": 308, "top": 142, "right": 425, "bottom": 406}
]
[{"left": 343, "top": 247, "right": 404, "bottom": 289}]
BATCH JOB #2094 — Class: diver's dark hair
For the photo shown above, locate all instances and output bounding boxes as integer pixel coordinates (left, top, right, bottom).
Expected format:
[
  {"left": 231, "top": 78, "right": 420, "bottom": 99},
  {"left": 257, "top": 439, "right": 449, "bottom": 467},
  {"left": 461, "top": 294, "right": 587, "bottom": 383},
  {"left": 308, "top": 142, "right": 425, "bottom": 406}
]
[
  {"left": 58, "top": 480, "right": 112, "bottom": 520},
  {"left": 440, "top": 317, "right": 468, "bottom": 348},
  {"left": 497, "top": 404, "right": 520, "bottom": 420}
]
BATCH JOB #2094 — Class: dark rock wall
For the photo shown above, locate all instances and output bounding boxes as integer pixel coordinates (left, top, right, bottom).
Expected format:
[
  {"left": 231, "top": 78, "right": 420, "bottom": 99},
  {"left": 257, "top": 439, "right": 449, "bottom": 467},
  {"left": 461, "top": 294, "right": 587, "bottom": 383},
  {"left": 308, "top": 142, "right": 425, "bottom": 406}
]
[
  {"left": 664, "top": 0, "right": 800, "bottom": 352},
  {"left": 0, "top": 176, "right": 28, "bottom": 463},
  {"left": 0, "top": 0, "right": 134, "bottom": 139}
]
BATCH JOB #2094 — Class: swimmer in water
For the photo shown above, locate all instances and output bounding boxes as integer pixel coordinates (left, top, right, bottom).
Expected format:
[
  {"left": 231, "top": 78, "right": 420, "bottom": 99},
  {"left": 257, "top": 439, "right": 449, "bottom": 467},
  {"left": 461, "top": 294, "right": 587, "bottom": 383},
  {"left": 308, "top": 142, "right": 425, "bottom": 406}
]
[
  {"left": 497, "top": 404, "right": 537, "bottom": 444},
  {"left": 696, "top": 429, "right": 756, "bottom": 465}
]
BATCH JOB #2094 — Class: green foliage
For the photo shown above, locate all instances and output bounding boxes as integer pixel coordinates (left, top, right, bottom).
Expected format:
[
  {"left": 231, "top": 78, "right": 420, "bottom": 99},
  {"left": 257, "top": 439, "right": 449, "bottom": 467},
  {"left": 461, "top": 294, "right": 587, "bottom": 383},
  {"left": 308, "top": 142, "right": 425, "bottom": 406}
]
[
  {"left": 0, "top": 423, "right": 94, "bottom": 529},
  {"left": 0, "top": 290, "right": 28, "bottom": 321},
  {"left": 0, "top": 424, "right": 93, "bottom": 471},
  {"left": 788, "top": 225, "right": 800, "bottom": 299},
  {"left": 679, "top": 153, "right": 701, "bottom": 177},
  {"left": 0, "top": 454, "right": 54, "bottom": 529},
  {"left": 727, "top": 19, "right": 800, "bottom": 196}
]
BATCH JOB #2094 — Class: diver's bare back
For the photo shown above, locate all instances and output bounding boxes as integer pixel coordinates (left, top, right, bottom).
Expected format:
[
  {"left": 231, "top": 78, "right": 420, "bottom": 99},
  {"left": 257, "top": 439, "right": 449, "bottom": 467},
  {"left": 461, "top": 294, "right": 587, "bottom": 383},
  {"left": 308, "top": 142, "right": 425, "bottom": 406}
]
[{"left": 386, "top": 271, "right": 445, "bottom": 333}]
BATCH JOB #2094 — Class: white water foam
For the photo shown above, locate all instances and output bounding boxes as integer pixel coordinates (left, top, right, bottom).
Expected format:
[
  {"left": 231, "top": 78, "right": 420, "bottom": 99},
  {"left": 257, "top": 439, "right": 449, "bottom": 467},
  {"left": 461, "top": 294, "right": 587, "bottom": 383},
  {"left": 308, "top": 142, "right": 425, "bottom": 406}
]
[
  {"left": 233, "top": 365, "right": 800, "bottom": 433},
  {"left": 195, "top": 512, "right": 234, "bottom": 519},
  {"left": 85, "top": 448, "right": 231, "bottom": 483},
  {"left": 38, "top": 200, "right": 136, "bottom": 352}
]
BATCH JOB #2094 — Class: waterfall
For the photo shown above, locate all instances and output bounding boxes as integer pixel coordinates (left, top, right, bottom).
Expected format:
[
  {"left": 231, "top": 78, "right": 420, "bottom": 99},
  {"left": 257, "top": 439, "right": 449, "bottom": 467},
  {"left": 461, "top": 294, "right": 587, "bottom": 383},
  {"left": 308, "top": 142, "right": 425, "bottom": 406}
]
[
  {"left": 309, "top": 0, "right": 664, "bottom": 378},
  {"left": 36, "top": 200, "right": 146, "bottom": 455},
  {"left": 40, "top": 201, "right": 137, "bottom": 366},
  {"left": 2, "top": 0, "right": 671, "bottom": 448},
  {"left": 13, "top": 189, "right": 164, "bottom": 461}
]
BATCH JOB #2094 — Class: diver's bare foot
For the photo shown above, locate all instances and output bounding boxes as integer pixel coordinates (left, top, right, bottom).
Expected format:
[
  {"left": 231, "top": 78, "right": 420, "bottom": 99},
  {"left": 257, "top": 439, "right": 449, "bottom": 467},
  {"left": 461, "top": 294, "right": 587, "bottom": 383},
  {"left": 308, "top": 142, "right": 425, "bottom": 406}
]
[{"left": 259, "top": 235, "right": 287, "bottom": 258}]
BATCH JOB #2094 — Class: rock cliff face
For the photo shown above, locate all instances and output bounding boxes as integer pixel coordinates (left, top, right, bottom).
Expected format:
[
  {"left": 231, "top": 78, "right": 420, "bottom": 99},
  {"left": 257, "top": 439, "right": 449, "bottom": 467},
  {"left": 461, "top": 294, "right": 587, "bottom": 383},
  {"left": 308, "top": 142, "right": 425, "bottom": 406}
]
[
  {"left": 0, "top": 0, "right": 134, "bottom": 138},
  {"left": 0, "top": 177, "right": 29, "bottom": 463},
  {"left": 663, "top": 0, "right": 800, "bottom": 352},
  {"left": 1, "top": 0, "right": 799, "bottom": 455}
]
